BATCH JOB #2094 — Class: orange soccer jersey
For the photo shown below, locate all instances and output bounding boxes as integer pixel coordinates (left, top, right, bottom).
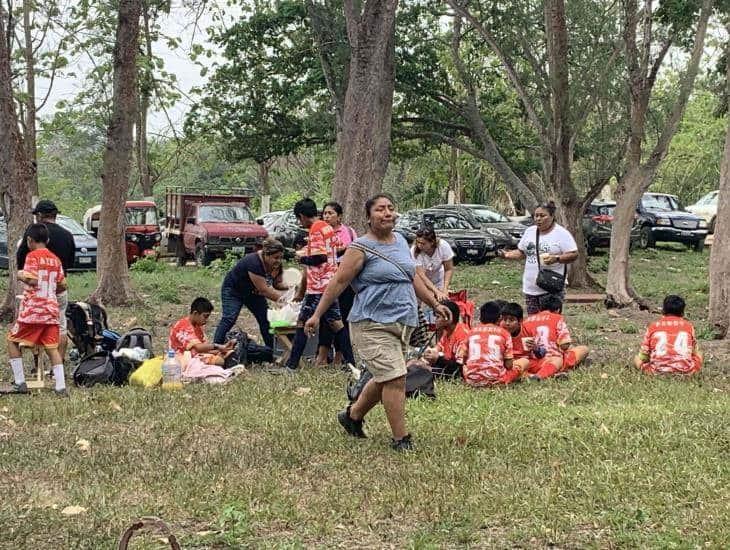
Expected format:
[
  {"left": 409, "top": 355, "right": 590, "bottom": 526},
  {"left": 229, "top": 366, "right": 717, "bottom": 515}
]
[
  {"left": 305, "top": 220, "right": 339, "bottom": 295},
  {"left": 463, "top": 323, "right": 514, "bottom": 386},
  {"left": 640, "top": 315, "right": 702, "bottom": 374},
  {"left": 522, "top": 311, "right": 571, "bottom": 358},
  {"left": 16, "top": 248, "right": 65, "bottom": 325},
  {"left": 168, "top": 317, "right": 207, "bottom": 356}
]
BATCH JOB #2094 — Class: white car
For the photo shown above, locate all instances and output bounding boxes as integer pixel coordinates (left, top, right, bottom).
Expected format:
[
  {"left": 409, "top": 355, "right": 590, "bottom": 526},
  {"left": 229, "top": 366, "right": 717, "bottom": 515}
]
[{"left": 686, "top": 190, "right": 719, "bottom": 233}]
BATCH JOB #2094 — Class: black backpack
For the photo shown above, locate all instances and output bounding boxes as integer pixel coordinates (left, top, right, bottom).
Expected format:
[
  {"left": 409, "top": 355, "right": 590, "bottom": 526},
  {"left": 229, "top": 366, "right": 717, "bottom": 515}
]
[
  {"left": 346, "top": 363, "right": 436, "bottom": 401},
  {"left": 66, "top": 302, "right": 109, "bottom": 357},
  {"left": 225, "top": 329, "right": 273, "bottom": 367},
  {"left": 116, "top": 328, "right": 153, "bottom": 355},
  {"left": 72, "top": 352, "right": 140, "bottom": 387}
]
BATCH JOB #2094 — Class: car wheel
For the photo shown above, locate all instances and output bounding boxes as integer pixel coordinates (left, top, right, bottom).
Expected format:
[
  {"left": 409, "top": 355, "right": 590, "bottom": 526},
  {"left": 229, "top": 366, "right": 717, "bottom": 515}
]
[
  {"left": 709, "top": 216, "right": 716, "bottom": 234},
  {"left": 639, "top": 226, "right": 655, "bottom": 249},
  {"left": 692, "top": 239, "right": 705, "bottom": 253},
  {"left": 195, "top": 245, "right": 211, "bottom": 267}
]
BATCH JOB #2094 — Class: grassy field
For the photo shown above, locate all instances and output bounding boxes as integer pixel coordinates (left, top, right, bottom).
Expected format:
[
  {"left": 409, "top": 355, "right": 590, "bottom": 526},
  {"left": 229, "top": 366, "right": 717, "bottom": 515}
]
[{"left": 1, "top": 247, "right": 728, "bottom": 548}]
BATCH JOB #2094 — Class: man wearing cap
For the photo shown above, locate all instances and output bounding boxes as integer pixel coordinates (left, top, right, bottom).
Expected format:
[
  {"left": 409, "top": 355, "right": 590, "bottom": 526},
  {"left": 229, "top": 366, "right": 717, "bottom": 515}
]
[{"left": 17, "top": 200, "right": 75, "bottom": 360}]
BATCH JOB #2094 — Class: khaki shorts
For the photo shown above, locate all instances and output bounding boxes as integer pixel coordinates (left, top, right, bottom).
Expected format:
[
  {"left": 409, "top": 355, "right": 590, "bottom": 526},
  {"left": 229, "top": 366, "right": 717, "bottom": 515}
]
[
  {"left": 350, "top": 320, "right": 413, "bottom": 383},
  {"left": 57, "top": 290, "right": 68, "bottom": 335}
]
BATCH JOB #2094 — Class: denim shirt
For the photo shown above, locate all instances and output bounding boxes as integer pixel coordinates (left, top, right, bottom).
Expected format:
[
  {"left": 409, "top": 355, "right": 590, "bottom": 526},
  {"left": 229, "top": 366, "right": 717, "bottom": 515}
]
[{"left": 348, "top": 233, "right": 419, "bottom": 327}]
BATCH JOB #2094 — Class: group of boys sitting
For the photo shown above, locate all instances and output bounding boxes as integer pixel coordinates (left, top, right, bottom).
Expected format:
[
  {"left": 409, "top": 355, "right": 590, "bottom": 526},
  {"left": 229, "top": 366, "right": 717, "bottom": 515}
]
[
  {"left": 414, "top": 294, "right": 588, "bottom": 387},
  {"left": 415, "top": 293, "right": 702, "bottom": 386}
]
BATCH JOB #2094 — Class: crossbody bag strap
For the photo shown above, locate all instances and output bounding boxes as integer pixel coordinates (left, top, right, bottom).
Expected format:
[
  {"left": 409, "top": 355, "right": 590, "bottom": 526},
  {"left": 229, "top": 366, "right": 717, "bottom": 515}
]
[
  {"left": 349, "top": 241, "right": 413, "bottom": 281},
  {"left": 535, "top": 227, "right": 566, "bottom": 278}
]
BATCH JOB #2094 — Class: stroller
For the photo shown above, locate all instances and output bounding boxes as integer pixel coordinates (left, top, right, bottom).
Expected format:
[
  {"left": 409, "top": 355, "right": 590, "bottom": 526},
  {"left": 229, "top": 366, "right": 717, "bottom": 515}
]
[{"left": 66, "top": 301, "right": 110, "bottom": 358}]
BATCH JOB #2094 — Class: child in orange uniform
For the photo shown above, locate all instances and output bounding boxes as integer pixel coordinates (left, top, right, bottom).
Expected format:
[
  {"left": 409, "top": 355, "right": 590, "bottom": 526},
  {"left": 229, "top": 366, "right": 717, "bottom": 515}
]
[
  {"left": 6, "top": 224, "right": 68, "bottom": 395},
  {"left": 499, "top": 302, "right": 532, "bottom": 376},
  {"left": 462, "top": 301, "right": 517, "bottom": 387},
  {"left": 521, "top": 295, "right": 589, "bottom": 380},
  {"left": 169, "top": 297, "right": 236, "bottom": 365},
  {"left": 634, "top": 295, "right": 702, "bottom": 375}
]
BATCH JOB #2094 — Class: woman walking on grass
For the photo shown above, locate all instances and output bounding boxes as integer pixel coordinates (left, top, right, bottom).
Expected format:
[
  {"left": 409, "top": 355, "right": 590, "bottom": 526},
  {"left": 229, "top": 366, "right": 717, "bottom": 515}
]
[
  {"left": 498, "top": 201, "right": 577, "bottom": 315},
  {"left": 304, "top": 194, "right": 450, "bottom": 451}
]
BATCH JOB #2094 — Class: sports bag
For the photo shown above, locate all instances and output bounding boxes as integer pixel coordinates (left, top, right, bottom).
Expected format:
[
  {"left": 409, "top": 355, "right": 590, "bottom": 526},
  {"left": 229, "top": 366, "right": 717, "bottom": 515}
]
[
  {"left": 535, "top": 230, "right": 566, "bottom": 294},
  {"left": 405, "top": 363, "right": 436, "bottom": 399},
  {"left": 224, "top": 329, "right": 273, "bottom": 367},
  {"left": 72, "top": 351, "right": 141, "bottom": 387},
  {"left": 66, "top": 302, "right": 109, "bottom": 356},
  {"left": 116, "top": 328, "right": 153, "bottom": 355}
]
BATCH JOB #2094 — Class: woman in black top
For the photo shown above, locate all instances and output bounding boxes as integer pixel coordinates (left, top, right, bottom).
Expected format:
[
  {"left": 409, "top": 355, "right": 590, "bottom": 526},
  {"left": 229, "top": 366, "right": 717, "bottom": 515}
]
[{"left": 213, "top": 238, "right": 289, "bottom": 348}]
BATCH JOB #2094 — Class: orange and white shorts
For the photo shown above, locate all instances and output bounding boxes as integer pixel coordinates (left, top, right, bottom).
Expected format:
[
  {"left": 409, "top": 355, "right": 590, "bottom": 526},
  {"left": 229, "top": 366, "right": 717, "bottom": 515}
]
[{"left": 7, "top": 322, "right": 60, "bottom": 349}]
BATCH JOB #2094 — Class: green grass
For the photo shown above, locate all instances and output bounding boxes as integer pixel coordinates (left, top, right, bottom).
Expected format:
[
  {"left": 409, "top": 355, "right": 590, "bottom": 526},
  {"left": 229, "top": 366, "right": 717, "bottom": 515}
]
[{"left": 0, "top": 248, "right": 728, "bottom": 548}]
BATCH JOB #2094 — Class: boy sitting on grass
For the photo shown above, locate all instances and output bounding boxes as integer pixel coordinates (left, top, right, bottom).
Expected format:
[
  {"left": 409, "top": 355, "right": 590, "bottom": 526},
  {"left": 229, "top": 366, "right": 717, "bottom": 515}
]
[
  {"left": 634, "top": 294, "right": 702, "bottom": 375},
  {"left": 420, "top": 300, "right": 469, "bottom": 378},
  {"left": 499, "top": 302, "right": 531, "bottom": 376},
  {"left": 169, "top": 297, "right": 236, "bottom": 366},
  {"left": 462, "top": 301, "right": 517, "bottom": 387},
  {"left": 521, "top": 294, "right": 589, "bottom": 381},
  {"left": 6, "top": 224, "right": 68, "bottom": 396}
]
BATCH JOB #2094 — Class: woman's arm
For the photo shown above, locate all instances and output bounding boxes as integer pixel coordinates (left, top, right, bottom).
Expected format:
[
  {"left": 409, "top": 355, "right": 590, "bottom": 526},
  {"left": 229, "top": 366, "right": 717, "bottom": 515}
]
[
  {"left": 498, "top": 249, "right": 525, "bottom": 260},
  {"left": 442, "top": 259, "right": 454, "bottom": 293},
  {"left": 249, "top": 272, "right": 284, "bottom": 301},
  {"left": 415, "top": 267, "right": 445, "bottom": 302}
]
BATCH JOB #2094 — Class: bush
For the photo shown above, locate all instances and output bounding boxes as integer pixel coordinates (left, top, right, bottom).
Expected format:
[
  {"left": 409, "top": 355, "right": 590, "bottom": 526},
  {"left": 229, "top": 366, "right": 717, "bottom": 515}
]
[
  {"left": 130, "top": 255, "right": 167, "bottom": 273},
  {"left": 206, "top": 249, "right": 245, "bottom": 275}
]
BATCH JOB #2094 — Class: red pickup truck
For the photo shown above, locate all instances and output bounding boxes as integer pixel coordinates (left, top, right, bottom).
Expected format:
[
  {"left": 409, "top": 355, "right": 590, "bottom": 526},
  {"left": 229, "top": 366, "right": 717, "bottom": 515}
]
[{"left": 164, "top": 188, "right": 268, "bottom": 266}]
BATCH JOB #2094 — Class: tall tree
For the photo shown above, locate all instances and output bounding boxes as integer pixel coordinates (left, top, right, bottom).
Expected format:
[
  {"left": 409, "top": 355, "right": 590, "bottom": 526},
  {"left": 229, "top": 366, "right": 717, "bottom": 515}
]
[
  {"left": 333, "top": 0, "right": 399, "bottom": 232},
  {"left": 605, "top": 0, "right": 712, "bottom": 308},
  {"left": 0, "top": 6, "right": 34, "bottom": 319},
  {"left": 90, "top": 0, "right": 141, "bottom": 306},
  {"left": 709, "top": 26, "right": 730, "bottom": 338}
]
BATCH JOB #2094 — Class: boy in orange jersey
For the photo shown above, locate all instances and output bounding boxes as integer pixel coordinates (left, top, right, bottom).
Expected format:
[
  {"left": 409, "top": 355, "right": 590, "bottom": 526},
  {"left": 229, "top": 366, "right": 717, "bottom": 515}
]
[
  {"left": 499, "top": 302, "right": 532, "bottom": 376},
  {"left": 462, "top": 301, "right": 517, "bottom": 387},
  {"left": 634, "top": 295, "right": 702, "bottom": 375},
  {"left": 169, "top": 297, "right": 236, "bottom": 365},
  {"left": 521, "top": 294, "right": 589, "bottom": 381},
  {"left": 6, "top": 224, "right": 68, "bottom": 395},
  {"left": 421, "top": 300, "right": 469, "bottom": 378}
]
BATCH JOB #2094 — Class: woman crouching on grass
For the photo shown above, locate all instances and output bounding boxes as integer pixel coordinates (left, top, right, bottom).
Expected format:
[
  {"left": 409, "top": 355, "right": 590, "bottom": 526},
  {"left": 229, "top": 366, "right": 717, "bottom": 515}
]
[{"left": 304, "top": 194, "right": 451, "bottom": 451}]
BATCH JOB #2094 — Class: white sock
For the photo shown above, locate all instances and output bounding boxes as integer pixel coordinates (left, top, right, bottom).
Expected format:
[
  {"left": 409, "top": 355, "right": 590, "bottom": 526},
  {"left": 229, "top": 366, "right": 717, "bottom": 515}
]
[
  {"left": 10, "top": 358, "right": 25, "bottom": 385},
  {"left": 52, "top": 364, "right": 66, "bottom": 391}
]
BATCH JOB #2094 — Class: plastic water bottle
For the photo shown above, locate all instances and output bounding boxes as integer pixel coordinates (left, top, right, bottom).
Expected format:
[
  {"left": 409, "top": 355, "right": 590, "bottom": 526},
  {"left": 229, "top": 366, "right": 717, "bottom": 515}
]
[{"left": 161, "top": 350, "right": 183, "bottom": 391}]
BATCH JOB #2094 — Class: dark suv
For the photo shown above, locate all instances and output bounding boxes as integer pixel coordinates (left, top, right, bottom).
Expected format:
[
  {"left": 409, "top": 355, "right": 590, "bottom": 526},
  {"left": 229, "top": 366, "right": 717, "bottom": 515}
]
[
  {"left": 583, "top": 201, "right": 640, "bottom": 255},
  {"left": 395, "top": 209, "right": 497, "bottom": 264},
  {"left": 636, "top": 193, "right": 708, "bottom": 251},
  {"left": 432, "top": 203, "right": 525, "bottom": 248}
]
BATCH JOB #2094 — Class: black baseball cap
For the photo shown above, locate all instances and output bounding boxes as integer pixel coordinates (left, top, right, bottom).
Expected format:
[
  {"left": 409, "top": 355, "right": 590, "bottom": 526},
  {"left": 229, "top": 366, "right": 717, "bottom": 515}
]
[{"left": 31, "top": 200, "right": 59, "bottom": 215}]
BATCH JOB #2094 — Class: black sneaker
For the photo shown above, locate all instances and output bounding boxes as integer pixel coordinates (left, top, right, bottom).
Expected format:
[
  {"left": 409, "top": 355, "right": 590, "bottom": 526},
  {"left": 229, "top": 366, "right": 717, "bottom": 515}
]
[
  {"left": 12, "top": 382, "right": 29, "bottom": 394},
  {"left": 337, "top": 406, "right": 366, "bottom": 438},
  {"left": 54, "top": 388, "right": 69, "bottom": 398},
  {"left": 528, "top": 375, "right": 542, "bottom": 382},
  {"left": 554, "top": 372, "right": 570, "bottom": 381},
  {"left": 391, "top": 434, "right": 414, "bottom": 452}
]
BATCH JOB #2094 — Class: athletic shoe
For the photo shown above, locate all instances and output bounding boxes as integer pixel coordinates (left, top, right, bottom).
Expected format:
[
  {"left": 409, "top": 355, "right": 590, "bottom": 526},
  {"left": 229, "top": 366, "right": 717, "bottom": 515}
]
[
  {"left": 12, "top": 382, "right": 29, "bottom": 394},
  {"left": 554, "top": 372, "right": 570, "bottom": 381},
  {"left": 528, "top": 375, "right": 542, "bottom": 382},
  {"left": 391, "top": 434, "right": 414, "bottom": 452},
  {"left": 337, "top": 406, "right": 366, "bottom": 438},
  {"left": 266, "top": 365, "right": 297, "bottom": 376},
  {"left": 54, "top": 388, "right": 69, "bottom": 398}
]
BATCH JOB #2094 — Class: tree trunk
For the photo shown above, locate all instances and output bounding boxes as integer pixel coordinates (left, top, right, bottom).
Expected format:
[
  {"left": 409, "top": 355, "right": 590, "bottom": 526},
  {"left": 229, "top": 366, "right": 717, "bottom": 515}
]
[
  {"left": 606, "top": 0, "right": 711, "bottom": 308},
  {"left": 22, "top": 0, "right": 38, "bottom": 197},
  {"left": 258, "top": 159, "right": 272, "bottom": 215},
  {"left": 0, "top": 8, "right": 34, "bottom": 319},
  {"left": 709, "top": 34, "right": 730, "bottom": 339},
  {"left": 90, "top": 0, "right": 140, "bottom": 306},
  {"left": 137, "top": 1, "right": 153, "bottom": 198},
  {"left": 333, "top": 0, "right": 398, "bottom": 233}
]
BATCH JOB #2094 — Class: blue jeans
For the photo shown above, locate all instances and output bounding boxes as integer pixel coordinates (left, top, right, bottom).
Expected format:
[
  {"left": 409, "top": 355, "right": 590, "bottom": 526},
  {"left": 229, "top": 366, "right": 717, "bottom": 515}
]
[{"left": 214, "top": 285, "right": 273, "bottom": 348}]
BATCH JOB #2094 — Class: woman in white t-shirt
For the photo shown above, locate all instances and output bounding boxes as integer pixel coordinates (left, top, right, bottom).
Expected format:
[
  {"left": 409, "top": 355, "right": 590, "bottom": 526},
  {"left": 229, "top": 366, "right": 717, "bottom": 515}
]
[
  {"left": 497, "top": 201, "right": 578, "bottom": 314},
  {"left": 412, "top": 227, "right": 454, "bottom": 324}
]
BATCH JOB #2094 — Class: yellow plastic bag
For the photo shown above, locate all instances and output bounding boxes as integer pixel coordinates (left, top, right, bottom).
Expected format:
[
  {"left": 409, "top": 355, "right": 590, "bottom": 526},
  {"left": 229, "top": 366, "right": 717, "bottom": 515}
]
[{"left": 129, "top": 356, "right": 163, "bottom": 388}]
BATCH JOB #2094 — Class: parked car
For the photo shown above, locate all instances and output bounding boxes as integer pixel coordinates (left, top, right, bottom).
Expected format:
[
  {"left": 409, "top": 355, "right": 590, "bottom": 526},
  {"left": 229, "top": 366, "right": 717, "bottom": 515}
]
[
  {"left": 582, "top": 201, "right": 640, "bottom": 255},
  {"left": 264, "top": 210, "right": 308, "bottom": 258},
  {"left": 395, "top": 209, "right": 497, "bottom": 264},
  {"left": 636, "top": 193, "right": 708, "bottom": 251},
  {"left": 686, "top": 190, "right": 719, "bottom": 233},
  {"left": 432, "top": 203, "right": 526, "bottom": 248},
  {"left": 256, "top": 210, "right": 286, "bottom": 228},
  {"left": 0, "top": 215, "right": 97, "bottom": 271}
]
